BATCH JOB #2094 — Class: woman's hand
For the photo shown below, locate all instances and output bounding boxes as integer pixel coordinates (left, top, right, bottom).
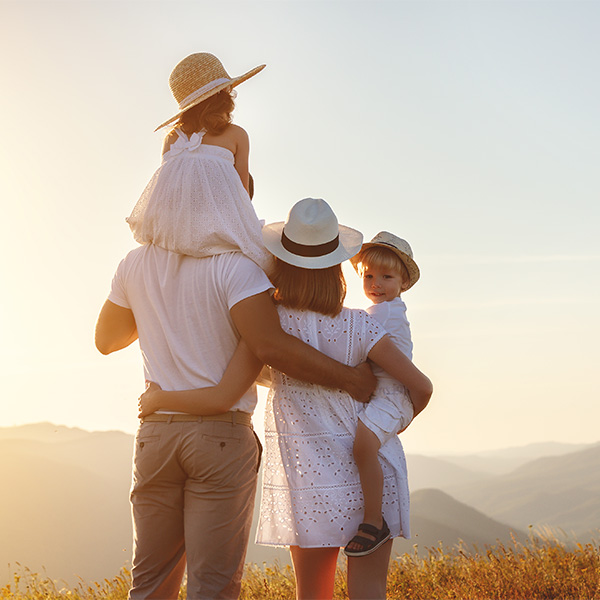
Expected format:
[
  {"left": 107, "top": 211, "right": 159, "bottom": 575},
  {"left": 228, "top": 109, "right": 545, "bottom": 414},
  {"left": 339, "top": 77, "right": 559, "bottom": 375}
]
[{"left": 138, "top": 381, "right": 163, "bottom": 418}]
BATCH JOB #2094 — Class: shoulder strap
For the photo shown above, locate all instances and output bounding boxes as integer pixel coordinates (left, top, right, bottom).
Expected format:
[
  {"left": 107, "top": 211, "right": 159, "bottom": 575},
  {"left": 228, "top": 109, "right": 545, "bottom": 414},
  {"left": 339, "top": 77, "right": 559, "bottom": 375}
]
[{"left": 174, "top": 128, "right": 188, "bottom": 141}]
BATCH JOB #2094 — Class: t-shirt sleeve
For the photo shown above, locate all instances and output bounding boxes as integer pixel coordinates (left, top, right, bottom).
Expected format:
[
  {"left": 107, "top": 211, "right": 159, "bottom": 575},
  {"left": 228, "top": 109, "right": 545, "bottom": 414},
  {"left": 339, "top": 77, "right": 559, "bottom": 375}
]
[
  {"left": 107, "top": 258, "right": 131, "bottom": 309},
  {"left": 353, "top": 309, "right": 387, "bottom": 358},
  {"left": 366, "top": 301, "right": 390, "bottom": 328},
  {"left": 224, "top": 255, "right": 274, "bottom": 309}
]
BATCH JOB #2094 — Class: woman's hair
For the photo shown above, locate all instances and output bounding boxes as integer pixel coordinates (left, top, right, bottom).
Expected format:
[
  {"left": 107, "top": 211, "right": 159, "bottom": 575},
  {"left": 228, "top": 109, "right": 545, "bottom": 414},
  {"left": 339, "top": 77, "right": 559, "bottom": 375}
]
[
  {"left": 354, "top": 246, "right": 410, "bottom": 283},
  {"left": 176, "top": 89, "right": 235, "bottom": 136},
  {"left": 271, "top": 258, "right": 346, "bottom": 317}
]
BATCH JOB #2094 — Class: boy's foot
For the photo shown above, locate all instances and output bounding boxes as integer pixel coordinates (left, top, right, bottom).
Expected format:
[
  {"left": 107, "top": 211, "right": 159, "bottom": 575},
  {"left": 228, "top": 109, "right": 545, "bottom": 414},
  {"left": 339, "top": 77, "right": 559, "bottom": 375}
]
[{"left": 343, "top": 518, "right": 391, "bottom": 557}]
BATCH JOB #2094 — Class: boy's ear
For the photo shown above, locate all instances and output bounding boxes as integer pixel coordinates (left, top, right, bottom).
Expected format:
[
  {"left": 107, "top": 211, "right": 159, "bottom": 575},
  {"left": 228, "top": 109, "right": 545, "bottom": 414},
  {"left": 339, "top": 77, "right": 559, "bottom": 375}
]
[{"left": 400, "top": 280, "right": 411, "bottom": 293}]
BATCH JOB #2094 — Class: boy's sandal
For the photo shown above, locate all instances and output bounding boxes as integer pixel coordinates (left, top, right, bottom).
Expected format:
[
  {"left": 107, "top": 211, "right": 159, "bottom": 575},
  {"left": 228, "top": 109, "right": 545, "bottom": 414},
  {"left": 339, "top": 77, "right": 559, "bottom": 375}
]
[{"left": 343, "top": 518, "right": 391, "bottom": 557}]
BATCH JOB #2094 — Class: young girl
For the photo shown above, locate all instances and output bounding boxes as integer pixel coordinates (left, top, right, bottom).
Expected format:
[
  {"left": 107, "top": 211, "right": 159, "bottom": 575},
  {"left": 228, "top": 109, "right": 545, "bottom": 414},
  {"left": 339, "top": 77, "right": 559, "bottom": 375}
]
[
  {"left": 138, "top": 199, "right": 432, "bottom": 600},
  {"left": 344, "top": 232, "right": 421, "bottom": 557},
  {"left": 126, "top": 52, "right": 274, "bottom": 274}
]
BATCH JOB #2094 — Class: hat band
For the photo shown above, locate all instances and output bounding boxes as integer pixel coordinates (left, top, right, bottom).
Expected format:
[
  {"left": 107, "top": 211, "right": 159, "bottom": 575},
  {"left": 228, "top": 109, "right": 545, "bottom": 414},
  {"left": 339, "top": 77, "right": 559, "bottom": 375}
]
[
  {"left": 178, "top": 77, "right": 230, "bottom": 110},
  {"left": 281, "top": 231, "right": 340, "bottom": 257},
  {"left": 377, "top": 240, "right": 413, "bottom": 258}
]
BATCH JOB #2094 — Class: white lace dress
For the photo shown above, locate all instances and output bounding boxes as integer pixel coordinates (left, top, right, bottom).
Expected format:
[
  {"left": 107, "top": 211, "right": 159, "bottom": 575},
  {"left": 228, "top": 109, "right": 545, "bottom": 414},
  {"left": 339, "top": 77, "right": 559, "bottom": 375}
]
[
  {"left": 257, "top": 306, "right": 411, "bottom": 549},
  {"left": 126, "top": 129, "right": 274, "bottom": 275}
]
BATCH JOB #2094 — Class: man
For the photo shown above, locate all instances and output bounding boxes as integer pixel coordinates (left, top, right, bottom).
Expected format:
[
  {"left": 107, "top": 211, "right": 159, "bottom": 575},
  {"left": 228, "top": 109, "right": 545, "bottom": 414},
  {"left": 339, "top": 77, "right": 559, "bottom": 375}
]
[{"left": 95, "top": 245, "right": 375, "bottom": 599}]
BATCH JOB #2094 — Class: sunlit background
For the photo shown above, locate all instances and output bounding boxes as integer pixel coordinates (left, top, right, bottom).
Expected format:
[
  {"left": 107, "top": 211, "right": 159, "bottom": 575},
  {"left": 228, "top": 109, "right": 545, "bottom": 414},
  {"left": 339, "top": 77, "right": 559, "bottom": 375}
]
[{"left": 1, "top": 0, "right": 598, "bottom": 455}]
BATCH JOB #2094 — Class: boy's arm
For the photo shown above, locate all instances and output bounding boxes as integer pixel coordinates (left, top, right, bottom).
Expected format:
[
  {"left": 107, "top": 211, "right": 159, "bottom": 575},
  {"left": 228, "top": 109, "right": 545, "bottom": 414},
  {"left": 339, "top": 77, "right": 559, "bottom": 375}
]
[
  {"left": 139, "top": 340, "right": 262, "bottom": 417},
  {"left": 368, "top": 335, "right": 433, "bottom": 418}
]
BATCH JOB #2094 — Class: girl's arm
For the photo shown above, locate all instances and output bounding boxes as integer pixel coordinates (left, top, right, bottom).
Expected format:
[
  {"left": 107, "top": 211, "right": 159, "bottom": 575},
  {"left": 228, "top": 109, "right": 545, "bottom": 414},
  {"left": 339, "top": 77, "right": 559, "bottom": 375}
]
[
  {"left": 232, "top": 125, "right": 250, "bottom": 194},
  {"left": 138, "top": 340, "right": 263, "bottom": 418},
  {"left": 367, "top": 335, "right": 433, "bottom": 418},
  {"left": 161, "top": 130, "right": 178, "bottom": 155}
]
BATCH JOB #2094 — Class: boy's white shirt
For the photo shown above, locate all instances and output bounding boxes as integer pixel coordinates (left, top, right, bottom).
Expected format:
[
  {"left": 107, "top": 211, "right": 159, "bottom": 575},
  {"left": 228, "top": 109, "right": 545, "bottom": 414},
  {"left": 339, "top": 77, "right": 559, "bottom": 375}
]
[{"left": 366, "top": 297, "right": 413, "bottom": 381}]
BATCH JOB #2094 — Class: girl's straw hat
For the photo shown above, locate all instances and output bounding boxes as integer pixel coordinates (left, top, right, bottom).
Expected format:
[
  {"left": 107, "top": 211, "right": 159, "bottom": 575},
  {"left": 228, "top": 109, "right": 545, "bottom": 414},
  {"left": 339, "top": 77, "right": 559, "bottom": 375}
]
[
  {"left": 262, "top": 198, "right": 363, "bottom": 269},
  {"left": 351, "top": 231, "right": 420, "bottom": 290},
  {"left": 155, "top": 53, "right": 265, "bottom": 131}
]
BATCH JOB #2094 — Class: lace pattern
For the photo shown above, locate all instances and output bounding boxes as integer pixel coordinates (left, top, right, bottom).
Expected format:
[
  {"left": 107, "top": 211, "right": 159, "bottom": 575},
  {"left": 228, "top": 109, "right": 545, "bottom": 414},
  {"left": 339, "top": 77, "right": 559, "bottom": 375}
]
[
  {"left": 126, "top": 130, "right": 274, "bottom": 275},
  {"left": 257, "top": 307, "right": 411, "bottom": 548}
]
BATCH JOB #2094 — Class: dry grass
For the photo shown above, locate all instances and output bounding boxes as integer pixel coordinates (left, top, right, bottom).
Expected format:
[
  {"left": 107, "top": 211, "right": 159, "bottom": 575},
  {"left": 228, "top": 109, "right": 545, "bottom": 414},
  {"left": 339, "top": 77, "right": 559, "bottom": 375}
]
[{"left": 2, "top": 538, "right": 598, "bottom": 599}]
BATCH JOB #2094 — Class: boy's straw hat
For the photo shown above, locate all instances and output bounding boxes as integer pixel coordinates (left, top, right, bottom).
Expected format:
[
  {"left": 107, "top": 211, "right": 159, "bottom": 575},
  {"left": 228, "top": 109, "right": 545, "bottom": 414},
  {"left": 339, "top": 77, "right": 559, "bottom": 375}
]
[
  {"left": 351, "top": 231, "right": 420, "bottom": 290},
  {"left": 155, "top": 53, "right": 265, "bottom": 131},
  {"left": 262, "top": 198, "right": 363, "bottom": 269}
]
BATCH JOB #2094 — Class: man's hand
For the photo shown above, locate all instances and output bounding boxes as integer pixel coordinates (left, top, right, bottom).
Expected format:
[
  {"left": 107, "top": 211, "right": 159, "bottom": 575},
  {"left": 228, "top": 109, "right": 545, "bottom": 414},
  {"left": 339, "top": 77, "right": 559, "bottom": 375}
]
[{"left": 347, "top": 361, "right": 377, "bottom": 403}]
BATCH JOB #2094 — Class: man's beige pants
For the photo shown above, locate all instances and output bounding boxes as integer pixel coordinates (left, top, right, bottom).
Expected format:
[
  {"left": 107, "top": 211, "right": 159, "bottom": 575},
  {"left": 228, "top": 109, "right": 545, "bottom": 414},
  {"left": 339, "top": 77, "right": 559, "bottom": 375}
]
[{"left": 128, "top": 419, "right": 261, "bottom": 600}]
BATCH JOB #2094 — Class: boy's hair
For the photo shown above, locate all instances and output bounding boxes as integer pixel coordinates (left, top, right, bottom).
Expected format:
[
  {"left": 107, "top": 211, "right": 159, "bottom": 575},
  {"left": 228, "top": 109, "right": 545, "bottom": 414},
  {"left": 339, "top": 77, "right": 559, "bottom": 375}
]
[
  {"left": 176, "top": 89, "right": 234, "bottom": 136},
  {"left": 354, "top": 246, "right": 410, "bottom": 285},
  {"left": 271, "top": 258, "right": 346, "bottom": 317}
]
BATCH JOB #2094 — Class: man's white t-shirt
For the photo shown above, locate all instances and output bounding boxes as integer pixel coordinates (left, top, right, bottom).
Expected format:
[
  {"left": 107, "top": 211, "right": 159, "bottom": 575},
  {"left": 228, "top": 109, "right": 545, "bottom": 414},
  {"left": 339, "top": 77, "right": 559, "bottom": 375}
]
[{"left": 109, "top": 245, "right": 273, "bottom": 414}]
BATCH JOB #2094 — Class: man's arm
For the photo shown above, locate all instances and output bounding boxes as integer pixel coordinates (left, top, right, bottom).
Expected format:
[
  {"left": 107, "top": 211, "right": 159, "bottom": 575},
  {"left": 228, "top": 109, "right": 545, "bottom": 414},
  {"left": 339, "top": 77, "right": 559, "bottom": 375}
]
[
  {"left": 230, "top": 291, "right": 376, "bottom": 402},
  {"left": 95, "top": 300, "right": 138, "bottom": 355}
]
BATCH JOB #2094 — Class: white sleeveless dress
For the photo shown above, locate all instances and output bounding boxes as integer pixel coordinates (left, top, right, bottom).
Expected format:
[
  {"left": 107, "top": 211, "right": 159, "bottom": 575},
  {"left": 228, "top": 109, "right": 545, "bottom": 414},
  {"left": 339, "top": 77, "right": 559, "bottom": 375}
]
[
  {"left": 126, "top": 129, "right": 274, "bottom": 275},
  {"left": 256, "top": 306, "right": 411, "bottom": 549}
]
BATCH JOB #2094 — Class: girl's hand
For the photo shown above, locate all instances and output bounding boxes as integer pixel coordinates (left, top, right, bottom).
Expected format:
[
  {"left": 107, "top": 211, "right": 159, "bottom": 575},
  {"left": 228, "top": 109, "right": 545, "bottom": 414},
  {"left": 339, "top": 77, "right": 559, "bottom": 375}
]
[{"left": 138, "top": 381, "right": 163, "bottom": 419}]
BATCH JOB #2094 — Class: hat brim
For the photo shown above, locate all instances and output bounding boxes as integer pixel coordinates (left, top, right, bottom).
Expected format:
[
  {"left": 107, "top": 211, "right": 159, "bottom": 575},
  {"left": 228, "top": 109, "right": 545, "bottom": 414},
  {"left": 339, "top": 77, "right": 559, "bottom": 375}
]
[
  {"left": 262, "top": 222, "right": 363, "bottom": 269},
  {"left": 350, "top": 241, "right": 421, "bottom": 290},
  {"left": 154, "top": 64, "right": 266, "bottom": 132}
]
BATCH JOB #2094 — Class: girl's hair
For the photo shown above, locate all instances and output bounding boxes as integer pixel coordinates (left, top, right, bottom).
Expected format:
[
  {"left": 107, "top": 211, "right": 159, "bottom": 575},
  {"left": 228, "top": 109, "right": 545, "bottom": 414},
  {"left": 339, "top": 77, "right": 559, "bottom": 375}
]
[
  {"left": 354, "top": 246, "right": 410, "bottom": 283},
  {"left": 271, "top": 258, "right": 346, "bottom": 317},
  {"left": 175, "top": 89, "right": 235, "bottom": 136}
]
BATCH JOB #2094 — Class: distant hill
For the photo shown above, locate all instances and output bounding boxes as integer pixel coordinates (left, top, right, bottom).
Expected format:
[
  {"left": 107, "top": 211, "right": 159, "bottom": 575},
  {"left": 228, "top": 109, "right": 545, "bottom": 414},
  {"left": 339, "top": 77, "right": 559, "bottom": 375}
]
[
  {"left": 407, "top": 455, "right": 492, "bottom": 491},
  {"left": 393, "top": 489, "right": 527, "bottom": 557},
  {"left": 1, "top": 423, "right": 596, "bottom": 585},
  {"left": 436, "top": 441, "right": 594, "bottom": 475},
  {"left": 447, "top": 444, "right": 600, "bottom": 541},
  {"left": 0, "top": 432, "right": 132, "bottom": 585}
]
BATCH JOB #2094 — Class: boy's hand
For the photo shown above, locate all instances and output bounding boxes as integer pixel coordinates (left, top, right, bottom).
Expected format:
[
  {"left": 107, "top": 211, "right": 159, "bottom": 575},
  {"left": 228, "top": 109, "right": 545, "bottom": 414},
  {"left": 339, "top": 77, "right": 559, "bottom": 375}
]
[
  {"left": 138, "top": 381, "right": 163, "bottom": 419},
  {"left": 349, "top": 361, "right": 377, "bottom": 403}
]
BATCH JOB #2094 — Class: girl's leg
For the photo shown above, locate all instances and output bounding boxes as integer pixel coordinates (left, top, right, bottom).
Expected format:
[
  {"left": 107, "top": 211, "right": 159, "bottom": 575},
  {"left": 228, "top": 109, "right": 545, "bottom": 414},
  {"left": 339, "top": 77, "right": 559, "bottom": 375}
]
[
  {"left": 347, "top": 539, "right": 392, "bottom": 600},
  {"left": 289, "top": 546, "right": 339, "bottom": 600},
  {"left": 352, "top": 420, "right": 384, "bottom": 530}
]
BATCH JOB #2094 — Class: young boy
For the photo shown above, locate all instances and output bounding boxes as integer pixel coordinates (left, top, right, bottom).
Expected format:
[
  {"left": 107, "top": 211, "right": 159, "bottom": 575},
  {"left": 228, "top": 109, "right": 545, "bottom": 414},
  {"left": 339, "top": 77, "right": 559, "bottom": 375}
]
[{"left": 344, "top": 231, "right": 421, "bottom": 557}]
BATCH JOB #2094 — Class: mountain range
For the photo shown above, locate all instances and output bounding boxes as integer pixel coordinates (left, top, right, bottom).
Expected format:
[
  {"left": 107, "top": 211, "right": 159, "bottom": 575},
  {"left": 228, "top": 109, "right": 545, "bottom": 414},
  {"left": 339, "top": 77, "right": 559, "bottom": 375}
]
[{"left": 1, "top": 422, "right": 597, "bottom": 585}]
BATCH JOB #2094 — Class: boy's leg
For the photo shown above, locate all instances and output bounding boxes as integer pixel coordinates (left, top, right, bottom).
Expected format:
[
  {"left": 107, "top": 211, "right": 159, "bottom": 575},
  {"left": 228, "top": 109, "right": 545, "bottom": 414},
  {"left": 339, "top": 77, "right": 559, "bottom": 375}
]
[
  {"left": 290, "top": 546, "right": 340, "bottom": 600},
  {"left": 353, "top": 419, "right": 383, "bottom": 527}
]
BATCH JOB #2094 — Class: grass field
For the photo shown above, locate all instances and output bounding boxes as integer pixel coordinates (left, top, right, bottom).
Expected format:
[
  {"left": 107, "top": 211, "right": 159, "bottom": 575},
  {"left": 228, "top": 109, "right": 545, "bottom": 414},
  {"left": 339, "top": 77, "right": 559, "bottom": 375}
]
[{"left": 2, "top": 537, "right": 599, "bottom": 599}]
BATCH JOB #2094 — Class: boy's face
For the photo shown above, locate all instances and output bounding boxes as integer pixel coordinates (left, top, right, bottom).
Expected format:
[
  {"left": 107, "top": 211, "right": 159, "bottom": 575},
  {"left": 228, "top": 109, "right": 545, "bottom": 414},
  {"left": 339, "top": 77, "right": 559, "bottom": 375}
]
[{"left": 361, "top": 263, "right": 405, "bottom": 304}]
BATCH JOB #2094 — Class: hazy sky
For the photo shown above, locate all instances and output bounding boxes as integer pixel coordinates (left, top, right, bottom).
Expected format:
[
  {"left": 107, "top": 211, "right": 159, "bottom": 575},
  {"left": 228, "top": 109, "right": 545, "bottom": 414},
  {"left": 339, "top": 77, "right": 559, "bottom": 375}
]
[{"left": 1, "top": 0, "right": 598, "bottom": 455}]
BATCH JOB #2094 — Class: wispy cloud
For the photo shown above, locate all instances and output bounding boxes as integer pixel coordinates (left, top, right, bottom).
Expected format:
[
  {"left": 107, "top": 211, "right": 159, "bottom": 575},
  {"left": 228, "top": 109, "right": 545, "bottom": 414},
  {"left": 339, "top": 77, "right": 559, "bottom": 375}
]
[
  {"left": 414, "top": 296, "right": 598, "bottom": 312},
  {"left": 423, "top": 255, "right": 600, "bottom": 266}
]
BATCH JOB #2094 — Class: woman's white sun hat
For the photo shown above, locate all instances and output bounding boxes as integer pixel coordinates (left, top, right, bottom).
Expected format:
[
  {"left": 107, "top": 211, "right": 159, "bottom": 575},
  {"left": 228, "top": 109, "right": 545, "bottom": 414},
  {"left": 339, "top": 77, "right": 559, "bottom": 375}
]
[
  {"left": 351, "top": 231, "right": 420, "bottom": 290},
  {"left": 155, "top": 52, "right": 265, "bottom": 131},
  {"left": 262, "top": 198, "right": 363, "bottom": 269}
]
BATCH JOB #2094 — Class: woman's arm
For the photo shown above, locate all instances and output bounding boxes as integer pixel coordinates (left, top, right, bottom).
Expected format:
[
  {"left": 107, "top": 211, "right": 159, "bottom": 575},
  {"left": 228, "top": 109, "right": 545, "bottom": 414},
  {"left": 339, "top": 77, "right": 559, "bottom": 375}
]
[
  {"left": 138, "top": 340, "right": 263, "bottom": 417},
  {"left": 367, "top": 335, "right": 433, "bottom": 418}
]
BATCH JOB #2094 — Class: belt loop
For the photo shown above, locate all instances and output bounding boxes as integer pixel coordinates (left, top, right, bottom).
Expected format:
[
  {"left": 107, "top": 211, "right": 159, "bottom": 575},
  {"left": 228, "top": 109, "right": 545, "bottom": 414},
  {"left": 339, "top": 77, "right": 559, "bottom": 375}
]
[{"left": 167, "top": 414, "right": 174, "bottom": 425}]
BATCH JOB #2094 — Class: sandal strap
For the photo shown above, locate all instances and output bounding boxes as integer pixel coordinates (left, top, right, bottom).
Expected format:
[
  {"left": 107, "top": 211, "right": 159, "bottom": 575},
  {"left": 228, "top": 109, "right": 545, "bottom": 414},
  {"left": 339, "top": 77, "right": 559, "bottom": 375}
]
[
  {"left": 348, "top": 534, "right": 376, "bottom": 549},
  {"left": 357, "top": 522, "right": 381, "bottom": 537}
]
